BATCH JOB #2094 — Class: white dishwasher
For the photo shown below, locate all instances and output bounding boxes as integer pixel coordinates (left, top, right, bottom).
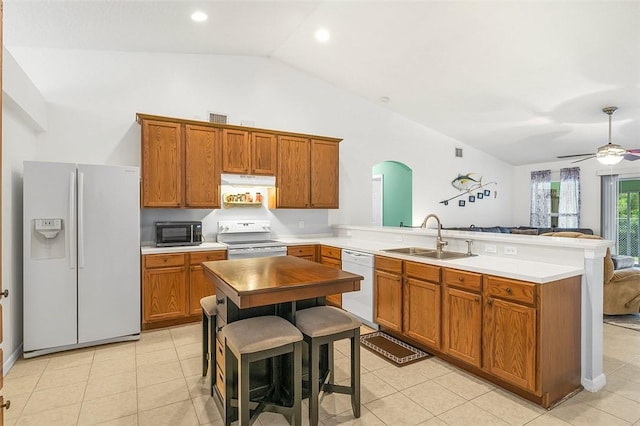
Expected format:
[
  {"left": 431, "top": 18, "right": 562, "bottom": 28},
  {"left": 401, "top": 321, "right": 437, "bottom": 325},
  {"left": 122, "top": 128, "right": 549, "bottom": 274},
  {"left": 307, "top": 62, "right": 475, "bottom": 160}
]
[{"left": 341, "top": 249, "right": 378, "bottom": 330}]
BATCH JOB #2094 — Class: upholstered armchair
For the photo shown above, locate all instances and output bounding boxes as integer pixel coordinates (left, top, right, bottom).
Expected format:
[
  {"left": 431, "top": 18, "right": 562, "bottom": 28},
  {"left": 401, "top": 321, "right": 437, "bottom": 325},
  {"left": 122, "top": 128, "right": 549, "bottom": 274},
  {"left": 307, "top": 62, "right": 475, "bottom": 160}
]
[{"left": 541, "top": 232, "right": 640, "bottom": 315}]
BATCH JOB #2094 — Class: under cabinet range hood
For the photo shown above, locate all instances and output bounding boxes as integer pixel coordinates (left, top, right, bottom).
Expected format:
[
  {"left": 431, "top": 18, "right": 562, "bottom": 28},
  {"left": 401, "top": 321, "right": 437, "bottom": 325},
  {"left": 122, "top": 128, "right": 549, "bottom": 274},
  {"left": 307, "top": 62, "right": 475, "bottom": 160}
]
[{"left": 221, "top": 173, "right": 276, "bottom": 187}]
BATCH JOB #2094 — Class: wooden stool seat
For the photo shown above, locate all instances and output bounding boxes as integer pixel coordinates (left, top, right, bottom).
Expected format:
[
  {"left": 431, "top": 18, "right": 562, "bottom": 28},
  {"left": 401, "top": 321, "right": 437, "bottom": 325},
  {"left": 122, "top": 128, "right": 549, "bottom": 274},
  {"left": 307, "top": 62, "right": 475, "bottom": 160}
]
[
  {"left": 224, "top": 316, "right": 303, "bottom": 426},
  {"left": 295, "top": 306, "right": 361, "bottom": 426},
  {"left": 200, "top": 295, "right": 217, "bottom": 317}
]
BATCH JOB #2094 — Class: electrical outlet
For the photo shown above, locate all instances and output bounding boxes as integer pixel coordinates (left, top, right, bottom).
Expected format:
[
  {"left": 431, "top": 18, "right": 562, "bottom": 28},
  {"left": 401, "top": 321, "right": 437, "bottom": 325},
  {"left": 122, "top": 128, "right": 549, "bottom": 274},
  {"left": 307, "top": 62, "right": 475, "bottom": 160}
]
[
  {"left": 299, "top": 220, "right": 305, "bottom": 229},
  {"left": 484, "top": 244, "right": 497, "bottom": 253},
  {"left": 395, "top": 236, "right": 403, "bottom": 242},
  {"left": 504, "top": 246, "right": 518, "bottom": 255}
]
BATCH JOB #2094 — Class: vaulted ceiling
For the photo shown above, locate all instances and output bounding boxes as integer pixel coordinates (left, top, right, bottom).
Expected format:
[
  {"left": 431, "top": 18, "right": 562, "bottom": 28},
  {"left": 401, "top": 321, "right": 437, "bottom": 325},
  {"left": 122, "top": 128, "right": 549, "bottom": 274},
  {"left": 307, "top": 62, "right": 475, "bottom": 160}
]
[{"left": 4, "top": 0, "right": 639, "bottom": 165}]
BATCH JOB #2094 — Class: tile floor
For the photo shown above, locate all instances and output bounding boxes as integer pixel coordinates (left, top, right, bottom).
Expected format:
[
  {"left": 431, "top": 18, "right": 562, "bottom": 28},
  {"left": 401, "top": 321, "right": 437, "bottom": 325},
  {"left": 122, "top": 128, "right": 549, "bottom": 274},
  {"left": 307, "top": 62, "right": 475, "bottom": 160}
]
[{"left": 3, "top": 322, "right": 640, "bottom": 426}]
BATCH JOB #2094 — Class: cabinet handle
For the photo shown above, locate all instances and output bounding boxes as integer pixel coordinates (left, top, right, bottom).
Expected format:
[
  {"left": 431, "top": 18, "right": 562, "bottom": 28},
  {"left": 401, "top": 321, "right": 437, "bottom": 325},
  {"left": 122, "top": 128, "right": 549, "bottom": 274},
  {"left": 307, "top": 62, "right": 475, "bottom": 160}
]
[
  {"left": 487, "top": 298, "right": 493, "bottom": 305},
  {"left": 506, "top": 287, "right": 512, "bottom": 295},
  {"left": 458, "top": 277, "right": 464, "bottom": 282},
  {"left": 217, "top": 326, "right": 224, "bottom": 332},
  {"left": 216, "top": 298, "right": 225, "bottom": 305},
  {"left": 0, "top": 289, "right": 8, "bottom": 299},
  {"left": 474, "top": 296, "right": 480, "bottom": 302},
  {"left": 2, "top": 400, "right": 10, "bottom": 410}
]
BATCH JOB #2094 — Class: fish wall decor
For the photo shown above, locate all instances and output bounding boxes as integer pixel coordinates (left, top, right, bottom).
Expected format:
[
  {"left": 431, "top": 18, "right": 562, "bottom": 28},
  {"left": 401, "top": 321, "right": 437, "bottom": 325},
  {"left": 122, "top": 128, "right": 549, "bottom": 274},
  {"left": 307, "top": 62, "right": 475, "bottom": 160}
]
[{"left": 440, "top": 173, "right": 497, "bottom": 206}]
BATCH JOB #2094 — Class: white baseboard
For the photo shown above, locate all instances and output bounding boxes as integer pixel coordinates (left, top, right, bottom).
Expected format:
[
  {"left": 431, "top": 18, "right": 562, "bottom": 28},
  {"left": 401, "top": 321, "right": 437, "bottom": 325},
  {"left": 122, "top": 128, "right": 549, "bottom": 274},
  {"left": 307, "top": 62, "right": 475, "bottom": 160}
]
[{"left": 582, "top": 373, "right": 607, "bottom": 392}]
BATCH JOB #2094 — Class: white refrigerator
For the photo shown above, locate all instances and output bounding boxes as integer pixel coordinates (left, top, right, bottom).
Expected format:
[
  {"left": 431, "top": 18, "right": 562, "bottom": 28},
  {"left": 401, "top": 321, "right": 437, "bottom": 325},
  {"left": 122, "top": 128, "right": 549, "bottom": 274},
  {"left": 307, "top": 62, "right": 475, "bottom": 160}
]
[{"left": 23, "top": 161, "right": 141, "bottom": 357}]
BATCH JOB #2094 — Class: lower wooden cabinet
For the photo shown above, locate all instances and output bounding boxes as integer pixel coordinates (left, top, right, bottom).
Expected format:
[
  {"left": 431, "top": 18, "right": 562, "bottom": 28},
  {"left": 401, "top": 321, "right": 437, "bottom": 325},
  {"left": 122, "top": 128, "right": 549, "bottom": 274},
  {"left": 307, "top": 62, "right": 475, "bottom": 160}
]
[
  {"left": 374, "top": 256, "right": 403, "bottom": 332},
  {"left": 403, "top": 261, "right": 441, "bottom": 350},
  {"left": 320, "top": 245, "right": 343, "bottom": 307},
  {"left": 287, "top": 245, "right": 317, "bottom": 262},
  {"left": 142, "top": 250, "right": 226, "bottom": 329},
  {"left": 442, "top": 286, "right": 482, "bottom": 367}
]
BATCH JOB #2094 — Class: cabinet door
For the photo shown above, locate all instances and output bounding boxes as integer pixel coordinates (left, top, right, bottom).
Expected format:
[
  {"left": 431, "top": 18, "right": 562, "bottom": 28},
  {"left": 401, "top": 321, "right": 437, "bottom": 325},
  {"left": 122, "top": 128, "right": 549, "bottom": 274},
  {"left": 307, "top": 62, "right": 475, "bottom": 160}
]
[
  {"left": 310, "top": 139, "right": 339, "bottom": 208},
  {"left": 443, "top": 286, "right": 482, "bottom": 367},
  {"left": 404, "top": 277, "right": 441, "bottom": 350},
  {"left": 185, "top": 125, "right": 220, "bottom": 208},
  {"left": 141, "top": 120, "right": 183, "bottom": 207},
  {"left": 374, "top": 269, "right": 403, "bottom": 332},
  {"left": 251, "top": 132, "right": 277, "bottom": 175},
  {"left": 484, "top": 297, "right": 537, "bottom": 392},
  {"left": 189, "top": 251, "right": 226, "bottom": 315},
  {"left": 287, "top": 245, "right": 317, "bottom": 262},
  {"left": 321, "top": 256, "right": 343, "bottom": 307},
  {"left": 143, "top": 266, "right": 188, "bottom": 323},
  {"left": 222, "top": 129, "right": 250, "bottom": 173},
  {"left": 277, "top": 135, "right": 310, "bottom": 208}
]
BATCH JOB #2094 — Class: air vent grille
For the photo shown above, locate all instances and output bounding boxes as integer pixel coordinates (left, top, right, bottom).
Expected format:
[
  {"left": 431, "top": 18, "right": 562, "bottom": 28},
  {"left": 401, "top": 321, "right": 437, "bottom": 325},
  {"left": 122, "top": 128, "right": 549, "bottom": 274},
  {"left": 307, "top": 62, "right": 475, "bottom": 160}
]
[{"left": 209, "top": 113, "right": 228, "bottom": 124}]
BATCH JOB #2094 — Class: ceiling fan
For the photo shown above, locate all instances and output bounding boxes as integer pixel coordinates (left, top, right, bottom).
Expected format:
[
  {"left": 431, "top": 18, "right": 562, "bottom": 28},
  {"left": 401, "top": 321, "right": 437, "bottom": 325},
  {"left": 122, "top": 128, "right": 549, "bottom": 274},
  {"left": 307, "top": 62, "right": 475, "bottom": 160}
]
[{"left": 557, "top": 106, "right": 640, "bottom": 165}]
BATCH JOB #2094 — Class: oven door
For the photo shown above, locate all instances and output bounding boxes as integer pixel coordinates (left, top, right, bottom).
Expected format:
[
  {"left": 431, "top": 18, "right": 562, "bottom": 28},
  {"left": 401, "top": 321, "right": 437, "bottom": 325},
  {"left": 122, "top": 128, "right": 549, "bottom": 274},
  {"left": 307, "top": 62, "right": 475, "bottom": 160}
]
[{"left": 227, "top": 246, "right": 287, "bottom": 259}]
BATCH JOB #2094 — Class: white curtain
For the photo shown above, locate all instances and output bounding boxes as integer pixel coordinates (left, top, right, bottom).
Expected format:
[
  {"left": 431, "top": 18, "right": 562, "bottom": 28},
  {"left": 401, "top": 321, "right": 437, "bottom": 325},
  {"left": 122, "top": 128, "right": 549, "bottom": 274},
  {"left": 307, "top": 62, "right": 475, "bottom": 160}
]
[
  {"left": 530, "top": 170, "right": 551, "bottom": 227},
  {"left": 601, "top": 173, "right": 619, "bottom": 247},
  {"left": 558, "top": 167, "right": 581, "bottom": 228}
]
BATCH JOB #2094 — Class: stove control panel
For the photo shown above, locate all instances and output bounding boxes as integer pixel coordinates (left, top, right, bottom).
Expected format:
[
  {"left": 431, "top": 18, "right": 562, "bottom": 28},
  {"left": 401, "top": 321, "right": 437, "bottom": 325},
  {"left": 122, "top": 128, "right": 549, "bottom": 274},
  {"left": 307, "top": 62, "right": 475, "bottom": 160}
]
[{"left": 218, "top": 220, "right": 271, "bottom": 234}]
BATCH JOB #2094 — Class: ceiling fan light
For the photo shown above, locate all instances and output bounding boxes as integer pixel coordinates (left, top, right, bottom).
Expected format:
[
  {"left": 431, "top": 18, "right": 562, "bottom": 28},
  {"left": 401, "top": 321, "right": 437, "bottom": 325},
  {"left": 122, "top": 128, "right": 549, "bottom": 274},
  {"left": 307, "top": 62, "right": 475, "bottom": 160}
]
[{"left": 596, "top": 143, "right": 626, "bottom": 165}]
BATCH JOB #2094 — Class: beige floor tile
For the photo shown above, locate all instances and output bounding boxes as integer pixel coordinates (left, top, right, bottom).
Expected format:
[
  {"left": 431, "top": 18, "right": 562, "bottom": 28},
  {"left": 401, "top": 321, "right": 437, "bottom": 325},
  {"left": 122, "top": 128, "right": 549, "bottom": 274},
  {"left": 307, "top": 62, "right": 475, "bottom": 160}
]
[
  {"left": 176, "top": 342, "right": 202, "bottom": 360},
  {"left": 317, "top": 392, "right": 358, "bottom": 420},
  {"left": 85, "top": 370, "right": 137, "bottom": 401},
  {"left": 93, "top": 342, "right": 137, "bottom": 363},
  {"left": 15, "top": 402, "right": 81, "bottom": 426},
  {"left": 331, "top": 354, "right": 366, "bottom": 384},
  {"left": 137, "top": 377, "right": 190, "bottom": 412},
  {"left": 3, "top": 392, "right": 30, "bottom": 420},
  {"left": 77, "top": 389, "right": 138, "bottom": 425},
  {"left": 402, "top": 380, "right": 465, "bottom": 416},
  {"left": 356, "top": 371, "right": 397, "bottom": 404},
  {"left": 36, "top": 363, "right": 91, "bottom": 390},
  {"left": 170, "top": 324, "right": 202, "bottom": 347},
  {"left": 138, "top": 328, "right": 172, "bottom": 343},
  {"left": 192, "top": 394, "right": 223, "bottom": 425},
  {"left": 432, "top": 370, "right": 495, "bottom": 400},
  {"left": 524, "top": 413, "right": 572, "bottom": 426},
  {"left": 45, "top": 349, "right": 94, "bottom": 371},
  {"left": 2, "top": 374, "right": 41, "bottom": 397},
  {"left": 334, "top": 339, "right": 351, "bottom": 357},
  {"left": 136, "top": 332, "right": 174, "bottom": 355},
  {"left": 579, "top": 389, "right": 640, "bottom": 423},
  {"left": 550, "top": 395, "right": 631, "bottom": 426},
  {"left": 365, "top": 392, "right": 433, "bottom": 426},
  {"left": 437, "top": 401, "right": 510, "bottom": 426},
  {"left": 138, "top": 400, "right": 200, "bottom": 426},
  {"left": 136, "top": 347, "right": 179, "bottom": 367},
  {"left": 604, "top": 355, "right": 627, "bottom": 374},
  {"left": 470, "top": 389, "right": 545, "bottom": 425},
  {"left": 359, "top": 348, "right": 393, "bottom": 372},
  {"left": 23, "top": 381, "right": 86, "bottom": 415},
  {"left": 180, "top": 356, "right": 203, "bottom": 378},
  {"left": 605, "top": 374, "right": 640, "bottom": 403},
  {"left": 416, "top": 418, "right": 449, "bottom": 426},
  {"left": 320, "top": 405, "right": 385, "bottom": 426},
  {"left": 6, "top": 358, "right": 49, "bottom": 379},
  {"left": 90, "top": 355, "right": 136, "bottom": 379},
  {"left": 137, "top": 360, "right": 183, "bottom": 388},
  {"left": 94, "top": 414, "right": 138, "bottom": 425},
  {"left": 256, "top": 412, "right": 301, "bottom": 426},
  {"left": 371, "top": 364, "right": 431, "bottom": 391},
  {"left": 402, "top": 357, "right": 455, "bottom": 379},
  {"left": 185, "top": 374, "right": 213, "bottom": 398}
]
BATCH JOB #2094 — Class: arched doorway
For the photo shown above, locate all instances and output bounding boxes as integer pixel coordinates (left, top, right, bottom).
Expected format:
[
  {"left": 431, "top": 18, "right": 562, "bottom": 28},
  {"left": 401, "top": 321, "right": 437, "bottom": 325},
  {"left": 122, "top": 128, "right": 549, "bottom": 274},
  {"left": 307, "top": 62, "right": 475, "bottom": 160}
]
[{"left": 372, "top": 161, "right": 412, "bottom": 227}]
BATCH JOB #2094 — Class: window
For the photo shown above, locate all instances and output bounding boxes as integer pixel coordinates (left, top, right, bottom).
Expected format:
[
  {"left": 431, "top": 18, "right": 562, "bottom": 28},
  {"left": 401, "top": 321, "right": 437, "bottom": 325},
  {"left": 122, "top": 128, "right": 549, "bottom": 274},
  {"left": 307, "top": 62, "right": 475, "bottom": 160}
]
[{"left": 618, "top": 179, "right": 640, "bottom": 264}]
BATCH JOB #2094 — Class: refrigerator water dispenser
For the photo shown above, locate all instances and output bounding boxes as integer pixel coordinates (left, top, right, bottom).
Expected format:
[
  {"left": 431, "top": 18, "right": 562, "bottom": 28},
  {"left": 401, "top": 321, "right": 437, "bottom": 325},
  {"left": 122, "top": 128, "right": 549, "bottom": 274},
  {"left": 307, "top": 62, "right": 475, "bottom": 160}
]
[{"left": 31, "top": 218, "right": 65, "bottom": 259}]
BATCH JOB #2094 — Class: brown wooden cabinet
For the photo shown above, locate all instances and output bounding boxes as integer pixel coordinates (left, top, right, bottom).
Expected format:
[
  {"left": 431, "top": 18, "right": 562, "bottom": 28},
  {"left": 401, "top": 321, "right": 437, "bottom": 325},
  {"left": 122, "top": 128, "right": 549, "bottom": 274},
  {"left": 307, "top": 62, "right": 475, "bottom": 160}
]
[
  {"left": 139, "top": 116, "right": 221, "bottom": 209},
  {"left": 374, "top": 256, "right": 403, "bottom": 332},
  {"left": 142, "top": 250, "right": 226, "bottom": 329},
  {"left": 277, "top": 135, "right": 310, "bottom": 208},
  {"left": 403, "top": 261, "right": 441, "bottom": 350},
  {"left": 221, "top": 129, "right": 277, "bottom": 176},
  {"left": 320, "top": 245, "right": 343, "bottom": 307},
  {"left": 251, "top": 132, "right": 277, "bottom": 175},
  {"left": 442, "top": 268, "right": 483, "bottom": 368},
  {"left": 310, "top": 139, "right": 339, "bottom": 208},
  {"left": 287, "top": 245, "right": 317, "bottom": 262}
]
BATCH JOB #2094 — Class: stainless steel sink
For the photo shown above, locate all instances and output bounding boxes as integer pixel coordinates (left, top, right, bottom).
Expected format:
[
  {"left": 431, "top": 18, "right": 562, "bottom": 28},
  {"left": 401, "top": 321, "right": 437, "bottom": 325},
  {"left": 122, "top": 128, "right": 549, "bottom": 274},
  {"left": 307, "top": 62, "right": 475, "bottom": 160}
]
[
  {"left": 382, "top": 247, "right": 434, "bottom": 255},
  {"left": 414, "top": 251, "right": 475, "bottom": 260}
]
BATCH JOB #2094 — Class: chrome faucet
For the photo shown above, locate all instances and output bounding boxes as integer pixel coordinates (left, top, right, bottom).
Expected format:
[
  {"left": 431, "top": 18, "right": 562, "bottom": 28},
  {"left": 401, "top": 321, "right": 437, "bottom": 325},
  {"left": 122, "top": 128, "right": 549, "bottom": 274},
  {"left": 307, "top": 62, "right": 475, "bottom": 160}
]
[{"left": 420, "top": 214, "right": 448, "bottom": 253}]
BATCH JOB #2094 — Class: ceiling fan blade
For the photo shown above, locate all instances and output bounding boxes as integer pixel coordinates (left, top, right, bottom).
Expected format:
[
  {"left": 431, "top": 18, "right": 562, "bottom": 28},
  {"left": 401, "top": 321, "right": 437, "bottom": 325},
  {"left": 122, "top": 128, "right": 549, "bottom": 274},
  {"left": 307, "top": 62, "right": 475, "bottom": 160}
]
[
  {"left": 571, "top": 155, "right": 596, "bottom": 163},
  {"left": 557, "top": 153, "right": 595, "bottom": 159},
  {"left": 623, "top": 150, "right": 640, "bottom": 161}
]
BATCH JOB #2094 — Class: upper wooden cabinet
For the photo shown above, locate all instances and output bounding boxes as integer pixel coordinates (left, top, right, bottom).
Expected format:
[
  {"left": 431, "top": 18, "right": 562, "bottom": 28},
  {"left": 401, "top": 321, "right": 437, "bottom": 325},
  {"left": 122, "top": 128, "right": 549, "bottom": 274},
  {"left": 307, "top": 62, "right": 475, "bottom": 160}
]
[
  {"left": 139, "top": 116, "right": 221, "bottom": 209},
  {"left": 137, "top": 113, "right": 341, "bottom": 209}
]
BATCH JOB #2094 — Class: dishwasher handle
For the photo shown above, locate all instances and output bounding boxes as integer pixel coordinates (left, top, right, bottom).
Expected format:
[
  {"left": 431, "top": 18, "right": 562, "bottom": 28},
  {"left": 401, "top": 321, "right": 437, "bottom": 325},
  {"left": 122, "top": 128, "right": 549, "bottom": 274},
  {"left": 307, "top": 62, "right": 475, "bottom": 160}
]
[{"left": 341, "top": 249, "right": 374, "bottom": 267}]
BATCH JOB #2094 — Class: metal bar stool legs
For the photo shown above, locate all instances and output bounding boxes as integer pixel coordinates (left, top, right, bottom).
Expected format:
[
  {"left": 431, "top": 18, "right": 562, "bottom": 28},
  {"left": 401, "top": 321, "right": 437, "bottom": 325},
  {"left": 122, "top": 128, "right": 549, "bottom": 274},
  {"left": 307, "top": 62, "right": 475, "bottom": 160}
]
[{"left": 200, "top": 296, "right": 217, "bottom": 395}]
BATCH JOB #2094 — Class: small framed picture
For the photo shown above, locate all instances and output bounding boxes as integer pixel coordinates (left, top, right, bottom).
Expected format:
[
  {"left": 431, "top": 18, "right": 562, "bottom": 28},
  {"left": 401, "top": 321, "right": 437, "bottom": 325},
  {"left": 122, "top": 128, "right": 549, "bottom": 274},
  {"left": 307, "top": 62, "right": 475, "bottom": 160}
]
[
  {"left": 468, "top": 195, "right": 475, "bottom": 203},
  {"left": 477, "top": 192, "right": 484, "bottom": 199},
  {"left": 484, "top": 189, "right": 491, "bottom": 196},
  {"left": 458, "top": 200, "right": 465, "bottom": 207}
]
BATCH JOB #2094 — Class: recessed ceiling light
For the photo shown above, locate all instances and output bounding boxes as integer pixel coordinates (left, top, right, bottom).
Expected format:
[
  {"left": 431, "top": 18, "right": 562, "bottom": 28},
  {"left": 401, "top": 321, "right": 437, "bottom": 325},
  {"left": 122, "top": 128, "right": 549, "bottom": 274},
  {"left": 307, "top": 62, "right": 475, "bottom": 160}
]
[
  {"left": 380, "top": 96, "right": 390, "bottom": 103},
  {"left": 191, "top": 11, "right": 208, "bottom": 22},
  {"left": 315, "top": 28, "right": 330, "bottom": 43}
]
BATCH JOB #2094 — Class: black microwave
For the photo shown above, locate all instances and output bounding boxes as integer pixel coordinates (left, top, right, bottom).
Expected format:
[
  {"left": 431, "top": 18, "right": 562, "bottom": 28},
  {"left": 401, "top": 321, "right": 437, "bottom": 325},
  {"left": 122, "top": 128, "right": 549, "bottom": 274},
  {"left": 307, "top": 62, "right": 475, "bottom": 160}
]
[{"left": 154, "top": 221, "right": 203, "bottom": 247}]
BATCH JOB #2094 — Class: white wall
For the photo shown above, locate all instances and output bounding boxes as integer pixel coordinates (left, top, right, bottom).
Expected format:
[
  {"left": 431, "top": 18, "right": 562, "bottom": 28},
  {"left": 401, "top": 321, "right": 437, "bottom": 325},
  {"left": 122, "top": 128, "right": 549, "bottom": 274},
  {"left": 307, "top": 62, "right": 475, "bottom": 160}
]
[
  {"left": 511, "top": 159, "right": 636, "bottom": 236},
  {"left": 8, "top": 48, "right": 516, "bottom": 232},
  {"left": 2, "top": 48, "right": 45, "bottom": 368}
]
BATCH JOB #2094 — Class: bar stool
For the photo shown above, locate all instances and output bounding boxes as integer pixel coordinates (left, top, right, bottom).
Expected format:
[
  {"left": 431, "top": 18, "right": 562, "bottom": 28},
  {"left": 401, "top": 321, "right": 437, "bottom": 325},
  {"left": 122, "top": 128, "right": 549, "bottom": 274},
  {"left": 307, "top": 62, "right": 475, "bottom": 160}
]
[
  {"left": 200, "top": 296, "right": 217, "bottom": 394},
  {"left": 295, "top": 306, "right": 361, "bottom": 426},
  {"left": 224, "top": 316, "right": 303, "bottom": 426}
]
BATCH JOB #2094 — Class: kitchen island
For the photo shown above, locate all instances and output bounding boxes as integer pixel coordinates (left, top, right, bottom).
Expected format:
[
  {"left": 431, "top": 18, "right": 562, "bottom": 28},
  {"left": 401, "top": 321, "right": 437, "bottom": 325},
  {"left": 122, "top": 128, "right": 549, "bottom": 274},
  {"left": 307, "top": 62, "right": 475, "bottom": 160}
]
[{"left": 202, "top": 256, "right": 363, "bottom": 422}]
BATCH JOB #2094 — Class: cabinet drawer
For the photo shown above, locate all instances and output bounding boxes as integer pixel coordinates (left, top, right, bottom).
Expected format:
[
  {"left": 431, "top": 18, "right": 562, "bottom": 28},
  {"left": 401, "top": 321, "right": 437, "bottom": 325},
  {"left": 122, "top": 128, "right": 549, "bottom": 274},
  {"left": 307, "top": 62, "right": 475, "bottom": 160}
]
[
  {"left": 405, "top": 261, "right": 441, "bottom": 283},
  {"left": 216, "top": 337, "right": 225, "bottom": 369},
  {"left": 375, "top": 256, "right": 403, "bottom": 274},
  {"left": 288, "top": 245, "right": 316, "bottom": 257},
  {"left": 485, "top": 276, "right": 536, "bottom": 305},
  {"left": 216, "top": 304, "right": 228, "bottom": 327},
  {"left": 190, "top": 250, "right": 226, "bottom": 265},
  {"left": 144, "top": 253, "right": 186, "bottom": 269},
  {"left": 320, "top": 245, "right": 341, "bottom": 260},
  {"left": 444, "top": 268, "right": 482, "bottom": 292},
  {"left": 216, "top": 366, "right": 225, "bottom": 399}
]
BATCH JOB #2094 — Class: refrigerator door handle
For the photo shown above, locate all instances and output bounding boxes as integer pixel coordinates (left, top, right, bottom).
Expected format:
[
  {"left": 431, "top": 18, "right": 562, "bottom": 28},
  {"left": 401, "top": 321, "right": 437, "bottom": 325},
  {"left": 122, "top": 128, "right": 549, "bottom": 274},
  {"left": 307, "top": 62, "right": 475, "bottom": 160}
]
[
  {"left": 78, "top": 171, "right": 85, "bottom": 269},
  {"left": 69, "top": 171, "right": 76, "bottom": 269}
]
